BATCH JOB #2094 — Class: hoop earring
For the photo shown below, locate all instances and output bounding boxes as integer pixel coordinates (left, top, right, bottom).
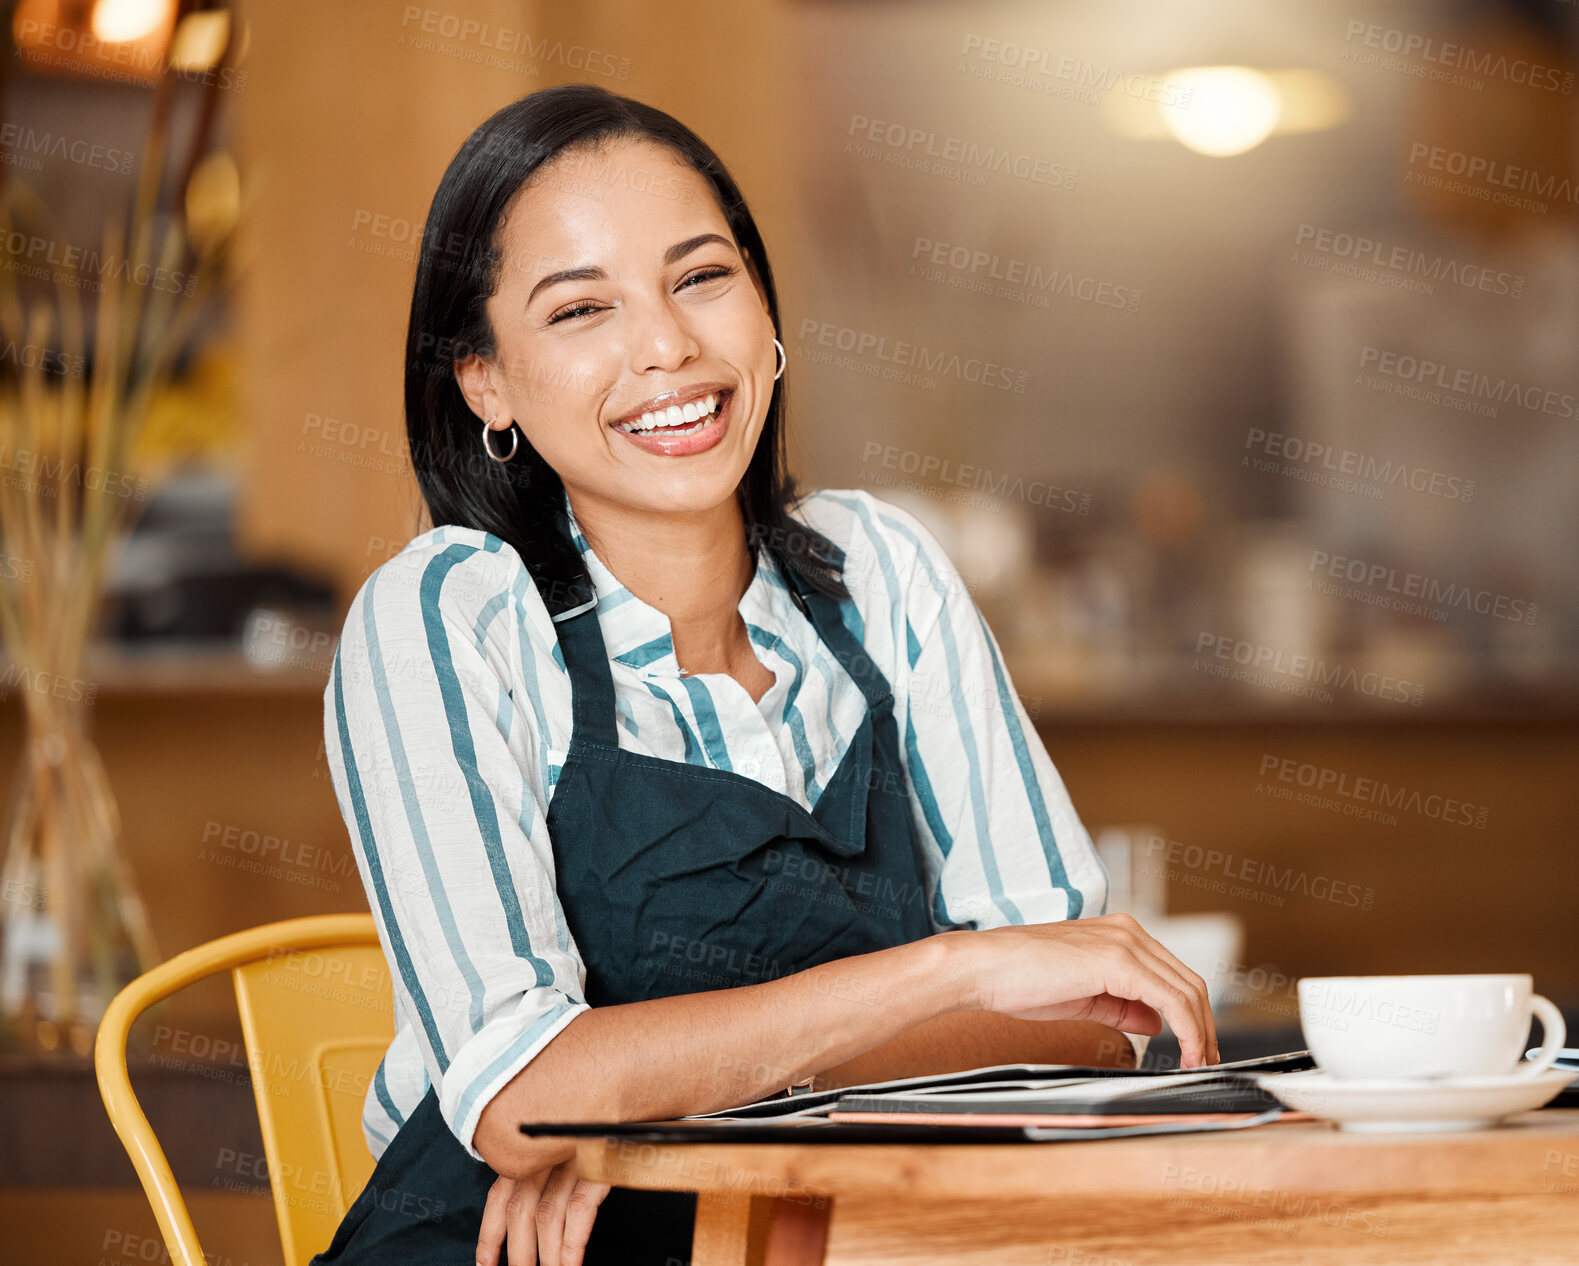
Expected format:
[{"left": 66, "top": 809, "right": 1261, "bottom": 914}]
[
  {"left": 482, "top": 416, "right": 518, "bottom": 463},
  {"left": 773, "top": 337, "right": 786, "bottom": 381}
]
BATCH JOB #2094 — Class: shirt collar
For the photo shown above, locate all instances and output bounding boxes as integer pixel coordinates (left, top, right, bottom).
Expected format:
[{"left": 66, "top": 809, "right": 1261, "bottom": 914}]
[{"left": 560, "top": 487, "right": 788, "bottom": 675}]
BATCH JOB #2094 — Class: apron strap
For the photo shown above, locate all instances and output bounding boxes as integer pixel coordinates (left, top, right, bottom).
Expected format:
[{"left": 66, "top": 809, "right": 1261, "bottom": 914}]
[
  {"left": 553, "top": 597, "right": 623, "bottom": 749},
  {"left": 778, "top": 540, "right": 896, "bottom": 719}
]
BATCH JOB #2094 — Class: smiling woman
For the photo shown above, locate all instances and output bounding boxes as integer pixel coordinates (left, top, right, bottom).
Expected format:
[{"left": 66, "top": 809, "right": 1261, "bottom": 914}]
[
  {"left": 403, "top": 86, "right": 833, "bottom": 664},
  {"left": 317, "top": 83, "right": 1217, "bottom": 1266}
]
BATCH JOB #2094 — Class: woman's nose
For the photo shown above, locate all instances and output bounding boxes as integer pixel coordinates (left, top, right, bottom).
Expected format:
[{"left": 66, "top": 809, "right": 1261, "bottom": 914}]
[{"left": 626, "top": 291, "right": 703, "bottom": 371}]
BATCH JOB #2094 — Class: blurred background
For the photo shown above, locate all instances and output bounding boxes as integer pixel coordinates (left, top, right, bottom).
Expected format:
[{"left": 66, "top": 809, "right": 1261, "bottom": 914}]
[{"left": 0, "top": 0, "right": 1574, "bottom": 1261}]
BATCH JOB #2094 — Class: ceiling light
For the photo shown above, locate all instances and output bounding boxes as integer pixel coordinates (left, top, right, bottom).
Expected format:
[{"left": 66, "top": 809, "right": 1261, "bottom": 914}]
[
  {"left": 1159, "top": 66, "right": 1282, "bottom": 157},
  {"left": 1102, "top": 66, "right": 1350, "bottom": 156},
  {"left": 91, "top": 0, "right": 169, "bottom": 43}
]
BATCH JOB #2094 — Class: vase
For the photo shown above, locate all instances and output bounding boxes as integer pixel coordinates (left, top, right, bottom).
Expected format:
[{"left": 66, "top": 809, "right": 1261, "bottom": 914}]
[{"left": 0, "top": 687, "right": 159, "bottom": 1057}]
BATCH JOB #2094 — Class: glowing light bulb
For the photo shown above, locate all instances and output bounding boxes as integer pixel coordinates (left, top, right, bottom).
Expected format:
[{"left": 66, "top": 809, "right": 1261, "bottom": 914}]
[
  {"left": 1159, "top": 66, "right": 1282, "bottom": 157},
  {"left": 91, "top": 0, "right": 168, "bottom": 43},
  {"left": 169, "top": 10, "right": 229, "bottom": 70}
]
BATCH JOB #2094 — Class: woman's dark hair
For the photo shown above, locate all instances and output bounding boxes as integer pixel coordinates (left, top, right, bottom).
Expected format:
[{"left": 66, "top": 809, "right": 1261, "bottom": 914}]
[{"left": 403, "top": 82, "right": 848, "bottom": 615}]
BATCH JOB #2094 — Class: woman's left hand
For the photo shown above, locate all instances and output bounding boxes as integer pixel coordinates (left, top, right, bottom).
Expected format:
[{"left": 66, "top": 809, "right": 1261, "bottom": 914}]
[{"left": 476, "top": 1162, "right": 612, "bottom": 1266}]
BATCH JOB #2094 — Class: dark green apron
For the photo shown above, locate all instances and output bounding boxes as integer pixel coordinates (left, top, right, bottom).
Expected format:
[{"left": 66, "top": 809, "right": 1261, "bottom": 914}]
[{"left": 314, "top": 537, "right": 933, "bottom": 1264}]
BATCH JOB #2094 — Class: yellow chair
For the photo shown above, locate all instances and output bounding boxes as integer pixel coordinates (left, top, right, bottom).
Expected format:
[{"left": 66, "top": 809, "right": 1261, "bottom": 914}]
[{"left": 95, "top": 914, "right": 395, "bottom": 1266}]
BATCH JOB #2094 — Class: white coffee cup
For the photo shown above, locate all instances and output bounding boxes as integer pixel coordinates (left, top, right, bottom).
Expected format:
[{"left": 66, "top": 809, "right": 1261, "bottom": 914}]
[{"left": 1296, "top": 974, "right": 1566, "bottom": 1080}]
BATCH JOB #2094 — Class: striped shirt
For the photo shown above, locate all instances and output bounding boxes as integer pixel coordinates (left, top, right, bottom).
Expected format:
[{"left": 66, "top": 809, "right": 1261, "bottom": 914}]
[{"left": 323, "top": 487, "right": 1109, "bottom": 1162}]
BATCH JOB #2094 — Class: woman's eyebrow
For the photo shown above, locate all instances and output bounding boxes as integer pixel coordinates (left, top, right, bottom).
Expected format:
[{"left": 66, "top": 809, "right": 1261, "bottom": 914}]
[
  {"left": 660, "top": 232, "right": 737, "bottom": 265},
  {"left": 526, "top": 233, "right": 736, "bottom": 305}
]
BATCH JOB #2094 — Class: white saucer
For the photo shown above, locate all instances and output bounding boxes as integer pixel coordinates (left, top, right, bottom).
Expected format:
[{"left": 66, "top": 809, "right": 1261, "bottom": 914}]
[{"left": 1251, "top": 1066, "right": 1574, "bottom": 1133}]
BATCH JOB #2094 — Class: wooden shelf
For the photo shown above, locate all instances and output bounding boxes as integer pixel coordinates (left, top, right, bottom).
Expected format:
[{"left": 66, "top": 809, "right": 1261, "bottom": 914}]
[
  {"left": 0, "top": 643, "right": 1573, "bottom": 719},
  {"left": 0, "top": 644, "right": 329, "bottom": 699}
]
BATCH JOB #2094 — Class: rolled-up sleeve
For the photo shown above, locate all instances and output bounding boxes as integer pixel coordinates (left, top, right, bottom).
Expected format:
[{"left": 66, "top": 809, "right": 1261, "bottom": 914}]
[
  {"left": 877, "top": 502, "right": 1110, "bottom": 930},
  {"left": 324, "top": 540, "right": 589, "bottom": 1162}
]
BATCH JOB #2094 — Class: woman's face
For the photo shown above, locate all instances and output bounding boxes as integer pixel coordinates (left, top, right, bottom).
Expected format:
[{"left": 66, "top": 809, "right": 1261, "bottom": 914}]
[{"left": 456, "top": 136, "right": 777, "bottom": 519}]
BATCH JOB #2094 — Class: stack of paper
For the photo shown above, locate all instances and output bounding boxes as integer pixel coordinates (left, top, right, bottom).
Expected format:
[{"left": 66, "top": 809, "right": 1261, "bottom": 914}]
[
  {"left": 685, "top": 1049, "right": 1312, "bottom": 1137},
  {"left": 827, "top": 1070, "right": 1289, "bottom": 1127},
  {"left": 684, "top": 1048, "right": 1315, "bottom": 1122}
]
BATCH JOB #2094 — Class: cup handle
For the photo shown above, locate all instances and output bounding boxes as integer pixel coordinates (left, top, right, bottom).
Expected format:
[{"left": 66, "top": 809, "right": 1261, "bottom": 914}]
[{"left": 1515, "top": 994, "right": 1567, "bottom": 1076}]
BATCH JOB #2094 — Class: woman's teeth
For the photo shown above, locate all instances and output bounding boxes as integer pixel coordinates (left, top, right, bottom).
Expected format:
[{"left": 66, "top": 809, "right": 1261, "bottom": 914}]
[{"left": 615, "top": 393, "right": 723, "bottom": 434}]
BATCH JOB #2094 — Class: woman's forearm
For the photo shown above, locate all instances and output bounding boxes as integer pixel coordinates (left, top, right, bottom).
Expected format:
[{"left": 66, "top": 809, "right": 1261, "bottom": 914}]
[
  {"left": 809, "top": 1013, "right": 1136, "bottom": 1091},
  {"left": 474, "top": 931, "right": 979, "bottom": 1176}
]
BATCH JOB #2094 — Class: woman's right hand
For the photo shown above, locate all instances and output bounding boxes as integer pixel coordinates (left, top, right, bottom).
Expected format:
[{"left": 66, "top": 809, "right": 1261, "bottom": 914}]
[
  {"left": 476, "top": 1162, "right": 611, "bottom": 1266},
  {"left": 958, "top": 913, "right": 1220, "bottom": 1067}
]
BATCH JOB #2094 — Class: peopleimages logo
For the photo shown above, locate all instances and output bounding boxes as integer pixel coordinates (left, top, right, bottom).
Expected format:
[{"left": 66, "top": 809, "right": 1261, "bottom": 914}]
[
  {"left": 1359, "top": 346, "right": 1577, "bottom": 419},
  {"left": 1293, "top": 224, "right": 1525, "bottom": 297},
  {"left": 797, "top": 318, "right": 1028, "bottom": 392},
  {"left": 1143, "top": 835, "right": 1376, "bottom": 910},
  {"left": 0, "top": 122, "right": 135, "bottom": 173},
  {"left": 862, "top": 440, "right": 1089, "bottom": 514},
  {"left": 1299, "top": 980, "right": 1439, "bottom": 1033},
  {"left": 0, "top": 231, "right": 199, "bottom": 296},
  {"left": 1194, "top": 633, "right": 1425, "bottom": 706},
  {"left": 1308, "top": 551, "right": 1539, "bottom": 625},
  {"left": 1406, "top": 143, "right": 1579, "bottom": 210},
  {"left": 396, "top": 7, "right": 631, "bottom": 79},
  {"left": 1258, "top": 755, "right": 1490, "bottom": 829},
  {"left": 1344, "top": 21, "right": 1575, "bottom": 94},
  {"left": 1158, "top": 1163, "right": 1391, "bottom": 1237},
  {"left": 911, "top": 236, "right": 1141, "bottom": 312},
  {"left": 1244, "top": 428, "right": 1474, "bottom": 502},
  {"left": 845, "top": 113, "right": 1079, "bottom": 190},
  {"left": 958, "top": 33, "right": 1193, "bottom": 107}
]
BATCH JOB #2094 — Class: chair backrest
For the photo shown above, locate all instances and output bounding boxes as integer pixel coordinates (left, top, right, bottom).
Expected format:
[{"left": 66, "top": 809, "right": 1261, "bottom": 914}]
[
  {"left": 96, "top": 914, "right": 393, "bottom": 1266},
  {"left": 234, "top": 936, "right": 394, "bottom": 1265}
]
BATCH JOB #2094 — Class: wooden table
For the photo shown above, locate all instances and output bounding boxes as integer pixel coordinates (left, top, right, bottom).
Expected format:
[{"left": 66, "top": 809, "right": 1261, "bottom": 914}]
[{"left": 573, "top": 1109, "right": 1579, "bottom": 1265}]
